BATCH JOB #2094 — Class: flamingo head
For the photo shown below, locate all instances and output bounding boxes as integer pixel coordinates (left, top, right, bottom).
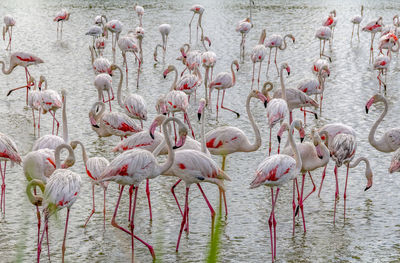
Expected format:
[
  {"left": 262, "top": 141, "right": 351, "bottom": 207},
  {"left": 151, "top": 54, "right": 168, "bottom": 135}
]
[
  {"left": 276, "top": 123, "right": 289, "bottom": 144},
  {"left": 149, "top": 114, "right": 167, "bottom": 139},
  {"left": 364, "top": 166, "right": 373, "bottom": 191},
  {"left": 174, "top": 125, "right": 188, "bottom": 149},
  {"left": 281, "top": 62, "right": 290, "bottom": 75},
  {"left": 61, "top": 156, "right": 75, "bottom": 169},
  {"left": 197, "top": 98, "right": 206, "bottom": 121},
  {"left": 180, "top": 47, "right": 187, "bottom": 59},
  {"left": 365, "top": 94, "right": 383, "bottom": 114},
  {"left": 163, "top": 65, "right": 175, "bottom": 78},
  {"left": 251, "top": 89, "right": 268, "bottom": 108},
  {"left": 233, "top": 60, "right": 239, "bottom": 71},
  {"left": 203, "top": 36, "right": 211, "bottom": 47}
]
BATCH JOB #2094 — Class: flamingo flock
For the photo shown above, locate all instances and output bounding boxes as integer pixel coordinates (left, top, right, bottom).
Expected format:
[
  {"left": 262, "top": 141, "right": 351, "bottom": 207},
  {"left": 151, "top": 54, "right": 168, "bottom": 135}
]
[{"left": 1, "top": 2, "right": 400, "bottom": 263}]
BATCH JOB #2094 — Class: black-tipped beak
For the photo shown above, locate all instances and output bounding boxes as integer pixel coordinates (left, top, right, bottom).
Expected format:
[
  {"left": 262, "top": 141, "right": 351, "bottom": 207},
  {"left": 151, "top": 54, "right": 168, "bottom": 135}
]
[
  {"left": 162, "top": 112, "right": 167, "bottom": 116},
  {"left": 149, "top": 131, "right": 154, "bottom": 140},
  {"left": 287, "top": 72, "right": 290, "bottom": 76},
  {"left": 314, "top": 113, "right": 318, "bottom": 119},
  {"left": 163, "top": 75, "right": 166, "bottom": 79},
  {"left": 365, "top": 106, "right": 369, "bottom": 114},
  {"left": 327, "top": 73, "right": 330, "bottom": 77},
  {"left": 173, "top": 145, "right": 182, "bottom": 150},
  {"left": 364, "top": 186, "right": 371, "bottom": 191},
  {"left": 277, "top": 136, "right": 281, "bottom": 144},
  {"left": 300, "top": 137, "right": 304, "bottom": 143},
  {"left": 92, "top": 124, "right": 100, "bottom": 128},
  {"left": 198, "top": 112, "right": 201, "bottom": 121},
  {"left": 264, "top": 101, "right": 268, "bottom": 108}
]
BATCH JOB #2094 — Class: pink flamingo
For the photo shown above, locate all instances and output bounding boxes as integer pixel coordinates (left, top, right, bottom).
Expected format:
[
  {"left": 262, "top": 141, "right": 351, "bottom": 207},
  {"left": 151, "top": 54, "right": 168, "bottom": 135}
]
[
  {"left": 251, "top": 29, "right": 267, "bottom": 89},
  {"left": 104, "top": 20, "right": 123, "bottom": 63},
  {"left": 25, "top": 77, "right": 42, "bottom": 136},
  {"left": 176, "top": 66, "right": 202, "bottom": 100},
  {"left": 201, "top": 50, "right": 217, "bottom": 108},
  {"left": 1, "top": 52, "right": 44, "bottom": 104},
  {"left": 24, "top": 144, "right": 75, "bottom": 252},
  {"left": 188, "top": 4, "right": 205, "bottom": 44},
  {"left": 94, "top": 71, "right": 115, "bottom": 112},
  {"left": 362, "top": 17, "right": 384, "bottom": 63},
  {"left": 134, "top": 3, "right": 144, "bottom": 27},
  {"left": 89, "top": 101, "right": 142, "bottom": 140},
  {"left": 70, "top": 140, "right": 109, "bottom": 229},
  {"left": 32, "top": 89, "right": 69, "bottom": 151},
  {"left": 159, "top": 24, "right": 171, "bottom": 58},
  {"left": 209, "top": 60, "right": 240, "bottom": 120},
  {"left": 365, "top": 94, "right": 400, "bottom": 152},
  {"left": 205, "top": 90, "right": 268, "bottom": 214},
  {"left": 99, "top": 117, "right": 183, "bottom": 262},
  {"left": 53, "top": 9, "right": 70, "bottom": 40},
  {"left": 378, "top": 33, "right": 399, "bottom": 59},
  {"left": 117, "top": 33, "right": 141, "bottom": 89},
  {"left": 3, "top": 15, "right": 15, "bottom": 50},
  {"left": 265, "top": 33, "right": 295, "bottom": 77},
  {"left": 0, "top": 133, "right": 21, "bottom": 217},
  {"left": 315, "top": 26, "right": 332, "bottom": 61},
  {"left": 322, "top": 10, "right": 337, "bottom": 42},
  {"left": 28, "top": 144, "right": 80, "bottom": 263},
  {"left": 250, "top": 120, "right": 302, "bottom": 263},
  {"left": 351, "top": 6, "right": 363, "bottom": 41},
  {"left": 317, "top": 123, "right": 356, "bottom": 197},
  {"left": 373, "top": 55, "right": 390, "bottom": 92},
  {"left": 38, "top": 76, "right": 62, "bottom": 136},
  {"left": 90, "top": 48, "right": 112, "bottom": 75},
  {"left": 236, "top": 17, "right": 252, "bottom": 62}
]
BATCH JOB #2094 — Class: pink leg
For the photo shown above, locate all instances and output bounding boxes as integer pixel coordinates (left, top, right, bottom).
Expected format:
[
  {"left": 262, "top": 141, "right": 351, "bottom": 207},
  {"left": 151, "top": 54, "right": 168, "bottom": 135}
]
[
  {"left": 184, "top": 112, "right": 195, "bottom": 139},
  {"left": 37, "top": 215, "right": 49, "bottom": 262},
  {"left": 176, "top": 186, "right": 190, "bottom": 252},
  {"left": 197, "top": 184, "right": 216, "bottom": 231},
  {"left": 268, "top": 188, "right": 275, "bottom": 261},
  {"left": 38, "top": 108, "right": 41, "bottom": 137},
  {"left": 333, "top": 165, "right": 339, "bottom": 224},
  {"left": 25, "top": 68, "right": 29, "bottom": 105},
  {"left": 289, "top": 111, "right": 293, "bottom": 124},
  {"left": 46, "top": 220, "right": 50, "bottom": 261},
  {"left": 251, "top": 63, "right": 255, "bottom": 89},
  {"left": 292, "top": 180, "right": 296, "bottom": 235},
  {"left": 343, "top": 165, "right": 349, "bottom": 221},
  {"left": 32, "top": 109, "right": 36, "bottom": 135},
  {"left": 269, "top": 127, "right": 272, "bottom": 156},
  {"left": 299, "top": 173, "right": 307, "bottom": 233},
  {"left": 61, "top": 208, "right": 70, "bottom": 263},
  {"left": 300, "top": 108, "right": 317, "bottom": 121},
  {"left": 128, "top": 185, "right": 134, "bottom": 222},
  {"left": 221, "top": 90, "right": 240, "bottom": 118},
  {"left": 171, "top": 179, "right": 183, "bottom": 216},
  {"left": 146, "top": 179, "right": 152, "bottom": 221},
  {"left": 257, "top": 61, "right": 262, "bottom": 90},
  {"left": 103, "top": 187, "right": 106, "bottom": 230},
  {"left": 84, "top": 184, "right": 95, "bottom": 227},
  {"left": 49, "top": 111, "right": 60, "bottom": 136},
  {"left": 272, "top": 188, "right": 279, "bottom": 260},
  {"left": 266, "top": 48, "right": 272, "bottom": 77},
  {"left": 318, "top": 165, "right": 327, "bottom": 197},
  {"left": 274, "top": 48, "right": 279, "bottom": 77},
  {"left": 34, "top": 188, "right": 41, "bottom": 246},
  {"left": 302, "top": 172, "right": 316, "bottom": 202},
  {"left": 130, "top": 186, "right": 139, "bottom": 263},
  {"left": 216, "top": 90, "right": 220, "bottom": 121},
  {"left": 1, "top": 162, "right": 6, "bottom": 217}
]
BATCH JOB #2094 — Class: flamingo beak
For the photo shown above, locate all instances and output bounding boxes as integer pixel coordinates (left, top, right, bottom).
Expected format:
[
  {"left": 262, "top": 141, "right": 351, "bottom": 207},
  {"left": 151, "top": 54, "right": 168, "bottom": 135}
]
[
  {"left": 89, "top": 115, "right": 99, "bottom": 128},
  {"left": 277, "top": 135, "right": 281, "bottom": 144},
  {"left": 149, "top": 121, "right": 158, "bottom": 139},
  {"left": 173, "top": 135, "right": 186, "bottom": 149}
]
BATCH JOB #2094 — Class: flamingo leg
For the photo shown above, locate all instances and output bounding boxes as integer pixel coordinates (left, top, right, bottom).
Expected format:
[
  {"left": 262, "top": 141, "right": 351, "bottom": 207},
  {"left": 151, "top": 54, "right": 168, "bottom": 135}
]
[
  {"left": 251, "top": 62, "right": 255, "bottom": 89},
  {"left": 84, "top": 184, "right": 95, "bottom": 227},
  {"left": 197, "top": 184, "right": 216, "bottom": 231},
  {"left": 269, "top": 127, "right": 272, "bottom": 156},
  {"left": 32, "top": 109, "right": 36, "bottom": 135},
  {"left": 318, "top": 165, "right": 327, "bottom": 197},
  {"left": 333, "top": 165, "right": 339, "bottom": 224},
  {"left": 111, "top": 185, "right": 156, "bottom": 259},
  {"left": 266, "top": 48, "right": 272, "bottom": 78},
  {"left": 0, "top": 161, "right": 6, "bottom": 217},
  {"left": 274, "top": 48, "right": 279, "bottom": 77},
  {"left": 49, "top": 110, "right": 60, "bottom": 136},
  {"left": 221, "top": 155, "right": 226, "bottom": 171},
  {"left": 351, "top": 24, "right": 355, "bottom": 41},
  {"left": 129, "top": 186, "right": 139, "bottom": 263},
  {"left": 292, "top": 180, "right": 296, "bottom": 235},
  {"left": 273, "top": 188, "right": 279, "bottom": 260},
  {"left": 145, "top": 179, "right": 152, "bottom": 221},
  {"left": 357, "top": 24, "right": 360, "bottom": 41},
  {"left": 302, "top": 172, "right": 316, "bottom": 202},
  {"left": 103, "top": 187, "right": 107, "bottom": 230},
  {"left": 37, "top": 215, "right": 48, "bottom": 262},
  {"left": 38, "top": 108, "right": 41, "bottom": 137},
  {"left": 268, "top": 188, "right": 275, "bottom": 261},
  {"left": 34, "top": 187, "right": 41, "bottom": 246},
  {"left": 215, "top": 89, "right": 219, "bottom": 121},
  {"left": 128, "top": 185, "right": 134, "bottom": 222},
  {"left": 171, "top": 179, "right": 183, "bottom": 216},
  {"left": 299, "top": 108, "right": 318, "bottom": 121},
  {"left": 176, "top": 186, "right": 190, "bottom": 252},
  {"left": 257, "top": 61, "right": 262, "bottom": 90},
  {"left": 221, "top": 90, "right": 240, "bottom": 118},
  {"left": 299, "top": 173, "right": 306, "bottom": 233},
  {"left": 343, "top": 165, "right": 349, "bottom": 221},
  {"left": 61, "top": 208, "right": 70, "bottom": 263},
  {"left": 183, "top": 112, "right": 195, "bottom": 139}
]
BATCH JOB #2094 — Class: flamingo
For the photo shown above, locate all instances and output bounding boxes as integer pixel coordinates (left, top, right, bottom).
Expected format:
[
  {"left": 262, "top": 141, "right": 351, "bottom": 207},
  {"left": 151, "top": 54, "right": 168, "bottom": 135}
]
[
  {"left": 279, "top": 126, "right": 329, "bottom": 234},
  {"left": 104, "top": 20, "right": 123, "bottom": 63},
  {"left": 70, "top": 140, "right": 109, "bottom": 229},
  {"left": 179, "top": 42, "right": 210, "bottom": 74},
  {"left": 188, "top": 4, "right": 205, "bottom": 44},
  {"left": 362, "top": 17, "right": 384, "bottom": 63},
  {"left": 250, "top": 120, "right": 302, "bottom": 263},
  {"left": 176, "top": 66, "right": 202, "bottom": 100},
  {"left": 38, "top": 76, "right": 62, "bottom": 136},
  {"left": 94, "top": 69, "right": 116, "bottom": 112},
  {"left": 85, "top": 25, "right": 104, "bottom": 55},
  {"left": 236, "top": 18, "right": 252, "bottom": 62},
  {"left": 315, "top": 26, "right": 332, "bottom": 61},
  {"left": 27, "top": 144, "right": 81, "bottom": 263},
  {"left": 205, "top": 90, "right": 268, "bottom": 214},
  {"left": 133, "top": 27, "right": 144, "bottom": 64},
  {"left": 201, "top": 50, "right": 217, "bottom": 108},
  {"left": 351, "top": 5, "right": 364, "bottom": 41},
  {"left": 265, "top": 34, "right": 295, "bottom": 77},
  {"left": 209, "top": 60, "right": 240, "bottom": 120},
  {"left": 118, "top": 33, "right": 141, "bottom": 88},
  {"left": 365, "top": 94, "right": 400, "bottom": 152},
  {"left": 27, "top": 77, "right": 42, "bottom": 136},
  {"left": 251, "top": 29, "right": 267, "bottom": 89},
  {"left": 94, "top": 14, "right": 107, "bottom": 26},
  {"left": 32, "top": 89, "right": 69, "bottom": 151},
  {"left": 99, "top": 117, "right": 184, "bottom": 262},
  {"left": 89, "top": 101, "right": 142, "bottom": 140},
  {"left": 95, "top": 36, "right": 106, "bottom": 57},
  {"left": 0, "top": 52, "right": 44, "bottom": 104},
  {"left": 3, "top": 15, "right": 15, "bottom": 50},
  {"left": 90, "top": 49, "right": 112, "bottom": 75},
  {"left": 0, "top": 133, "right": 21, "bottom": 217},
  {"left": 159, "top": 24, "right": 171, "bottom": 58},
  {"left": 24, "top": 144, "right": 75, "bottom": 250},
  {"left": 134, "top": 3, "right": 144, "bottom": 27},
  {"left": 323, "top": 10, "right": 337, "bottom": 42},
  {"left": 373, "top": 55, "right": 390, "bottom": 92},
  {"left": 53, "top": 9, "right": 70, "bottom": 40},
  {"left": 378, "top": 33, "right": 399, "bottom": 59},
  {"left": 114, "top": 64, "right": 147, "bottom": 127},
  {"left": 317, "top": 123, "right": 356, "bottom": 197}
]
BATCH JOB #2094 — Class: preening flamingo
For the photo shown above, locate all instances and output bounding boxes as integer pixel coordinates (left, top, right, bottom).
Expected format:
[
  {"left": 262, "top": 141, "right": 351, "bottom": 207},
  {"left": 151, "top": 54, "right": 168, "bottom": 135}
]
[
  {"left": 158, "top": 24, "right": 171, "bottom": 58},
  {"left": 365, "top": 94, "right": 400, "bottom": 152},
  {"left": 373, "top": 55, "right": 390, "bottom": 92},
  {"left": 315, "top": 26, "right": 332, "bottom": 61},
  {"left": 70, "top": 140, "right": 109, "bottom": 229},
  {"left": 118, "top": 33, "right": 141, "bottom": 88},
  {"left": 236, "top": 17, "right": 252, "bottom": 62},
  {"left": 94, "top": 65, "right": 121, "bottom": 112},
  {"left": 351, "top": 6, "right": 363, "bottom": 41},
  {"left": 0, "top": 133, "right": 21, "bottom": 217},
  {"left": 99, "top": 117, "right": 184, "bottom": 262},
  {"left": 188, "top": 4, "right": 205, "bottom": 44},
  {"left": 27, "top": 144, "right": 81, "bottom": 263},
  {"left": 362, "top": 17, "right": 383, "bottom": 63},
  {"left": 265, "top": 33, "right": 295, "bottom": 77},
  {"left": 209, "top": 60, "right": 240, "bottom": 120},
  {"left": 53, "top": 9, "right": 70, "bottom": 40},
  {"left": 90, "top": 49, "right": 112, "bottom": 75},
  {"left": 32, "top": 89, "right": 69, "bottom": 151},
  {"left": 3, "top": 15, "right": 15, "bottom": 50},
  {"left": 38, "top": 76, "right": 63, "bottom": 135},
  {"left": 250, "top": 120, "right": 302, "bottom": 263},
  {"left": 250, "top": 29, "right": 267, "bottom": 89},
  {"left": 0, "top": 52, "right": 44, "bottom": 104},
  {"left": 134, "top": 3, "right": 144, "bottom": 27},
  {"left": 105, "top": 20, "right": 123, "bottom": 63}
]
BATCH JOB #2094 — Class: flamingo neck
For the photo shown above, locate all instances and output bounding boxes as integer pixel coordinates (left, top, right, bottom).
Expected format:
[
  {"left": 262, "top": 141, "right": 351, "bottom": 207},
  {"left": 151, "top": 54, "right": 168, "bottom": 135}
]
[
  {"left": 369, "top": 98, "right": 390, "bottom": 151},
  {"left": 114, "top": 65, "right": 125, "bottom": 109},
  {"left": 72, "top": 140, "right": 88, "bottom": 166},
  {"left": 62, "top": 93, "right": 69, "bottom": 143},
  {"left": 0, "top": 60, "right": 13, "bottom": 75},
  {"left": 244, "top": 94, "right": 261, "bottom": 152},
  {"left": 288, "top": 122, "right": 302, "bottom": 171},
  {"left": 170, "top": 66, "right": 178, "bottom": 90},
  {"left": 231, "top": 62, "right": 236, "bottom": 86},
  {"left": 55, "top": 144, "right": 75, "bottom": 169},
  {"left": 279, "top": 67, "right": 287, "bottom": 102},
  {"left": 158, "top": 117, "right": 177, "bottom": 175}
]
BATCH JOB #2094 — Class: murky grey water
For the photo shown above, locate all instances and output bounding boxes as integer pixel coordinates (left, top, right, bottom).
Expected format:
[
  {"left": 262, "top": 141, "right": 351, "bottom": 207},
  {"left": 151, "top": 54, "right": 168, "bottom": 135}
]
[{"left": 1, "top": 0, "right": 400, "bottom": 262}]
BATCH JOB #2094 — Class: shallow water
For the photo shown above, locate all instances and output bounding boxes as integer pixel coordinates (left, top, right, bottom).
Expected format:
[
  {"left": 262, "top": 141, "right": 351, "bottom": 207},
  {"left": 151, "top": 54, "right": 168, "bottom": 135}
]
[{"left": 0, "top": 0, "right": 400, "bottom": 262}]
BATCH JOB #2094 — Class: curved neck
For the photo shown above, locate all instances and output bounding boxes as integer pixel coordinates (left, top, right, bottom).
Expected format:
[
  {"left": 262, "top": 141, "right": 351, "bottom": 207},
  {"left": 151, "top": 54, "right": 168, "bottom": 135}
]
[
  {"left": 369, "top": 99, "right": 388, "bottom": 151},
  {"left": 26, "top": 179, "right": 46, "bottom": 205},
  {"left": 245, "top": 94, "right": 261, "bottom": 152},
  {"left": 201, "top": 36, "right": 208, "bottom": 51},
  {"left": 288, "top": 123, "right": 302, "bottom": 171},
  {"left": 54, "top": 144, "right": 75, "bottom": 169},
  {"left": 62, "top": 93, "right": 68, "bottom": 143},
  {"left": 72, "top": 141, "right": 88, "bottom": 166},
  {"left": 170, "top": 66, "right": 178, "bottom": 90},
  {"left": 96, "top": 102, "right": 106, "bottom": 121},
  {"left": 0, "top": 60, "right": 12, "bottom": 75},
  {"left": 158, "top": 117, "right": 177, "bottom": 174},
  {"left": 114, "top": 65, "right": 124, "bottom": 109},
  {"left": 279, "top": 67, "right": 287, "bottom": 101},
  {"left": 349, "top": 157, "right": 368, "bottom": 169},
  {"left": 230, "top": 62, "right": 236, "bottom": 86},
  {"left": 280, "top": 35, "right": 288, "bottom": 50}
]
